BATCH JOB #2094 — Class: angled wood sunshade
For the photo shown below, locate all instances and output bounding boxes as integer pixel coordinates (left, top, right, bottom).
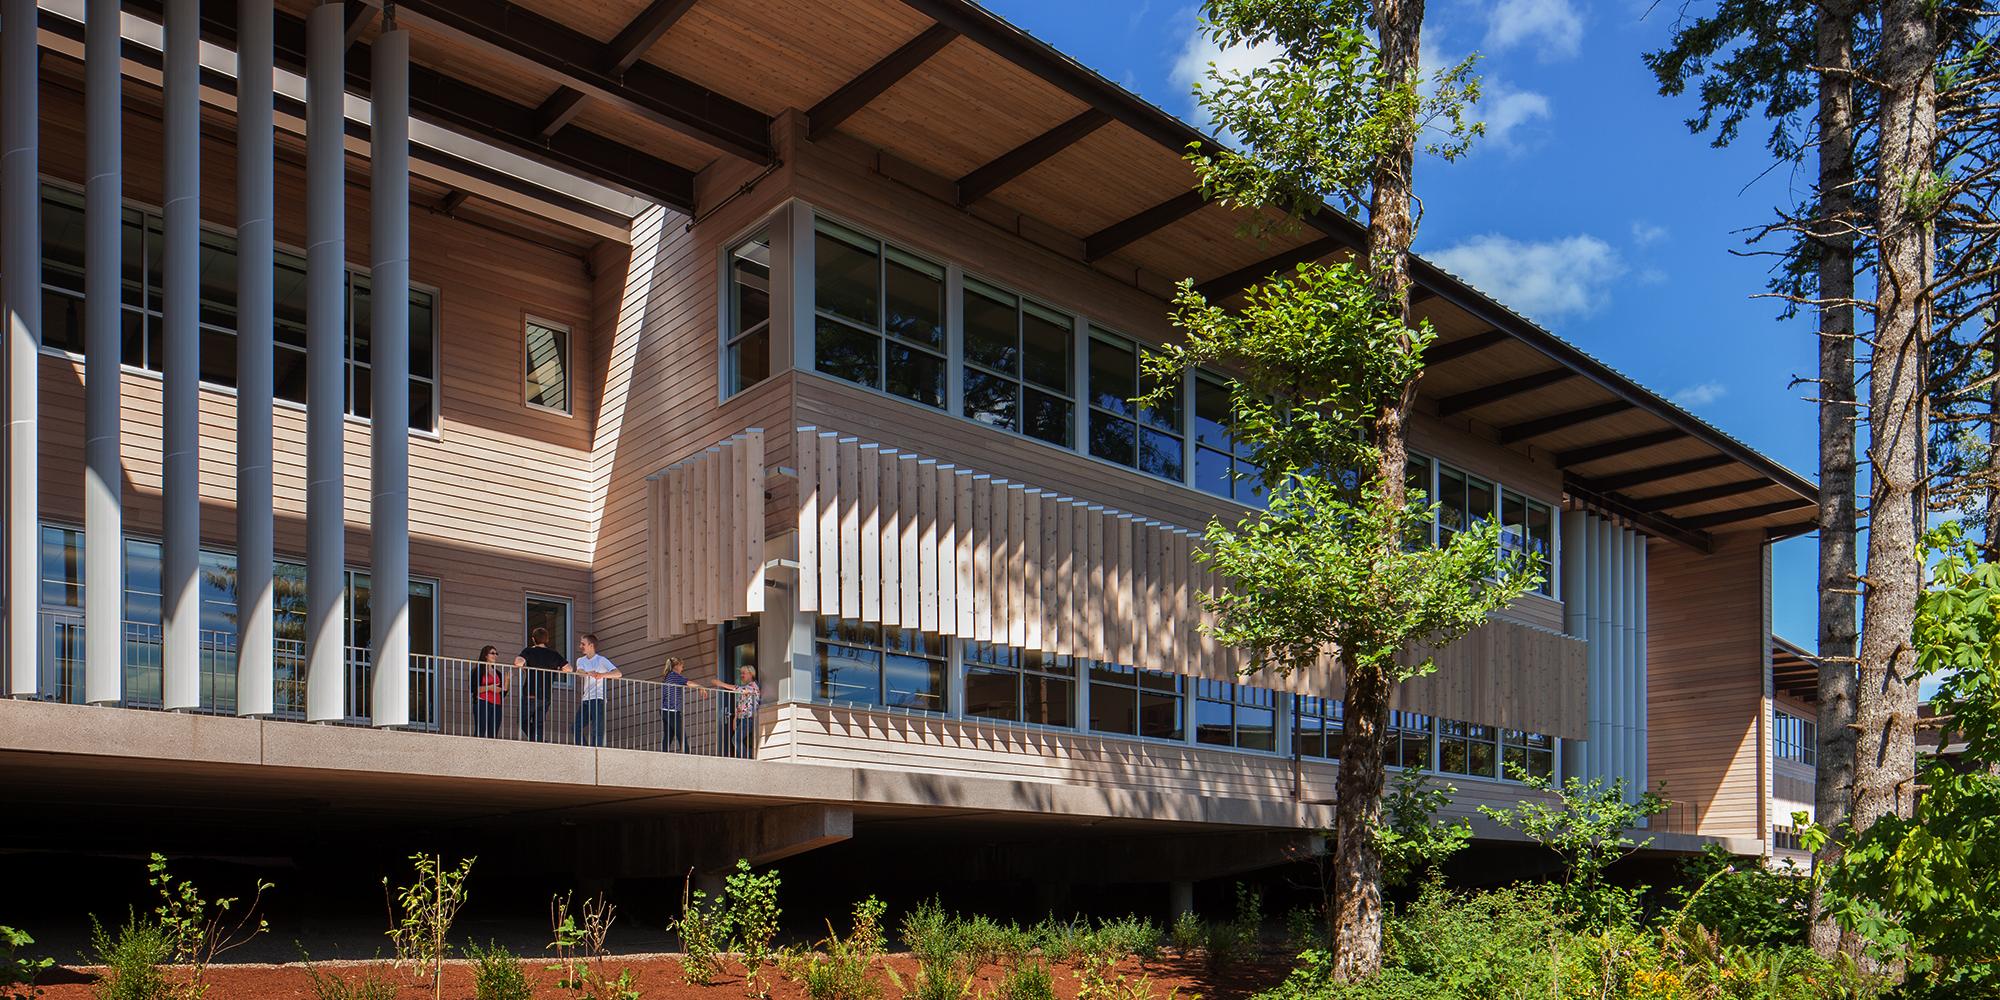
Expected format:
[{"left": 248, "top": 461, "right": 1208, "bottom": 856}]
[{"left": 647, "top": 430, "right": 767, "bottom": 637}]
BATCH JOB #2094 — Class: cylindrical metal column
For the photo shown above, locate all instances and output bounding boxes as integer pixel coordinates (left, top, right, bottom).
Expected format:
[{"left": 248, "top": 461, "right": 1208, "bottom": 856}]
[
  {"left": 83, "top": 0, "right": 123, "bottom": 706},
  {"left": 160, "top": 0, "right": 200, "bottom": 712},
  {"left": 1559, "top": 511, "right": 1587, "bottom": 780},
  {"left": 234, "top": 0, "right": 276, "bottom": 717},
  {"left": 3, "top": 0, "right": 41, "bottom": 698},
  {"left": 304, "top": 1, "right": 346, "bottom": 723},
  {"left": 1635, "top": 536, "right": 1650, "bottom": 797},
  {"left": 368, "top": 24, "right": 411, "bottom": 728}
]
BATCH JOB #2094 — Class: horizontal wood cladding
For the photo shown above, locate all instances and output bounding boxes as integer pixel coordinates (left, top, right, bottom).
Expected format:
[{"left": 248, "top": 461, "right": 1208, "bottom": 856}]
[
  {"left": 30, "top": 85, "right": 600, "bottom": 663},
  {"left": 1647, "top": 530, "right": 1769, "bottom": 840}
]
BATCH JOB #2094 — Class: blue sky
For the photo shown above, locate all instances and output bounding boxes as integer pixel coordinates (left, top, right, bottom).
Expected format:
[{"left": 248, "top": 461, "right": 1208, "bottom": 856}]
[{"left": 984, "top": 0, "right": 1825, "bottom": 646}]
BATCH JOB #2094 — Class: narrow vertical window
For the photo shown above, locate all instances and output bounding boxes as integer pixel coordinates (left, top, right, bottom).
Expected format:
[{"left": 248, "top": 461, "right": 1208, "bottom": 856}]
[
  {"left": 812, "top": 220, "right": 945, "bottom": 408},
  {"left": 961, "top": 279, "right": 1074, "bottom": 446},
  {"left": 523, "top": 319, "right": 571, "bottom": 414},
  {"left": 1088, "top": 328, "right": 1182, "bottom": 481},
  {"left": 1193, "top": 372, "right": 1263, "bottom": 505},
  {"left": 1502, "top": 489, "right": 1556, "bottom": 596},
  {"left": 724, "top": 230, "right": 772, "bottom": 396}
]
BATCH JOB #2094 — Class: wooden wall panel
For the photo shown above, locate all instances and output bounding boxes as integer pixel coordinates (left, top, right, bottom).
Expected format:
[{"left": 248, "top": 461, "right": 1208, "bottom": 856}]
[{"left": 648, "top": 430, "right": 768, "bottom": 637}]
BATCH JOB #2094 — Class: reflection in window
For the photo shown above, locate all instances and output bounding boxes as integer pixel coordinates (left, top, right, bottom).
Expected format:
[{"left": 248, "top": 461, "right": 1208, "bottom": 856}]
[
  {"left": 1387, "top": 711, "right": 1433, "bottom": 769},
  {"left": 962, "top": 279, "right": 1074, "bottom": 446},
  {"left": 38, "top": 183, "right": 439, "bottom": 431},
  {"left": 1088, "top": 328, "right": 1182, "bottom": 480},
  {"left": 963, "top": 640, "right": 1075, "bottom": 727},
  {"left": 1087, "top": 662, "right": 1184, "bottom": 740},
  {"left": 1295, "top": 696, "right": 1344, "bottom": 760},
  {"left": 1500, "top": 489, "right": 1555, "bottom": 596},
  {"left": 813, "top": 221, "right": 946, "bottom": 409},
  {"left": 524, "top": 319, "right": 570, "bottom": 413},
  {"left": 1194, "top": 678, "right": 1278, "bottom": 751},
  {"left": 1192, "top": 373, "right": 1264, "bottom": 506},
  {"left": 1437, "top": 718, "right": 1498, "bottom": 777},
  {"left": 813, "top": 617, "right": 947, "bottom": 712},
  {"left": 1502, "top": 728, "right": 1556, "bottom": 780},
  {"left": 1775, "top": 710, "right": 1817, "bottom": 766},
  {"left": 724, "top": 231, "right": 772, "bottom": 396}
]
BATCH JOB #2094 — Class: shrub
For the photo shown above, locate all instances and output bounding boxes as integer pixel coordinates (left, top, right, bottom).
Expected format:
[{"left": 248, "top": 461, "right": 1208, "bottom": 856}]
[
  {"left": 725, "top": 859, "right": 783, "bottom": 977},
  {"left": 1, "top": 925, "right": 52, "bottom": 1000},
  {"left": 952, "top": 914, "right": 1031, "bottom": 967},
  {"left": 1281, "top": 907, "right": 1322, "bottom": 955},
  {"left": 1200, "top": 883, "right": 1262, "bottom": 975},
  {"left": 1668, "top": 844, "right": 1809, "bottom": 949},
  {"left": 899, "top": 900, "right": 971, "bottom": 1000},
  {"left": 672, "top": 879, "right": 730, "bottom": 987},
  {"left": 1027, "top": 916, "right": 1087, "bottom": 964},
  {"left": 780, "top": 897, "right": 886, "bottom": 1000},
  {"left": 300, "top": 956, "right": 398, "bottom": 1000},
  {"left": 1378, "top": 882, "right": 1565, "bottom": 998},
  {"left": 994, "top": 960, "right": 1055, "bottom": 1000},
  {"left": 89, "top": 912, "right": 171, "bottom": 1000},
  {"left": 384, "top": 853, "right": 475, "bottom": 1000},
  {"left": 466, "top": 939, "right": 535, "bottom": 1000},
  {"left": 1090, "top": 915, "right": 1162, "bottom": 963},
  {"left": 1477, "top": 770, "right": 1663, "bottom": 930},
  {"left": 145, "top": 853, "right": 270, "bottom": 1000},
  {"left": 1169, "top": 911, "right": 1202, "bottom": 956},
  {"left": 549, "top": 891, "right": 638, "bottom": 1000}
]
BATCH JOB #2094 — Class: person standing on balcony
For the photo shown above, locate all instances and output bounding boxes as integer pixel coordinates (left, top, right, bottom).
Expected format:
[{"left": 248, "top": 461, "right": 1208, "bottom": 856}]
[
  {"left": 660, "top": 656, "right": 688, "bottom": 752},
  {"left": 568, "top": 634, "right": 621, "bottom": 748},
  {"left": 514, "top": 627, "right": 566, "bottom": 741},
  {"left": 707, "top": 665, "right": 760, "bottom": 758},
  {"left": 470, "top": 645, "right": 507, "bottom": 738}
]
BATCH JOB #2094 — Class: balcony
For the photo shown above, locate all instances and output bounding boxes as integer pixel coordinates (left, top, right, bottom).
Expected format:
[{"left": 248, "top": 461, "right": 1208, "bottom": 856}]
[{"left": 31, "top": 612, "right": 753, "bottom": 757}]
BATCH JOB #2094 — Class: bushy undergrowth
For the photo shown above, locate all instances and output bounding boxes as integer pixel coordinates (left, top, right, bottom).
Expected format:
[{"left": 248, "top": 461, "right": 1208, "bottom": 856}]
[
  {"left": 465, "top": 939, "right": 535, "bottom": 1000},
  {"left": 1670, "top": 845, "right": 1811, "bottom": 950},
  {"left": 89, "top": 912, "right": 171, "bottom": 1000}
]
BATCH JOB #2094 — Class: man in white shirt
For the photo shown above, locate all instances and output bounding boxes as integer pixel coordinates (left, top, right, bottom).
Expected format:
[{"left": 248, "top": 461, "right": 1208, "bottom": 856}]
[{"left": 566, "top": 634, "right": 621, "bottom": 747}]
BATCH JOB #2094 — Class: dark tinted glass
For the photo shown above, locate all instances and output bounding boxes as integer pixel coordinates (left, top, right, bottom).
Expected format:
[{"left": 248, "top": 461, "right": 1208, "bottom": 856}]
[
  {"left": 886, "top": 343, "right": 944, "bottom": 409},
  {"left": 963, "top": 367, "right": 1018, "bottom": 431},
  {"left": 885, "top": 254, "right": 943, "bottom": 349},
  {"left": 815, "top": 318, "right": 879, "bottom": 388},
  {"left": 963, "top": 285, "right": 1017, "bottom": 375},
  {"left": 1089, "top": 336, "right": 1136, "bottom": 416},
  {"left": 814, "top": 226, "right": 879, "bottom": 326},
  {"left": 1020, "top": 304, "right": 1071, "bottom": 392}
]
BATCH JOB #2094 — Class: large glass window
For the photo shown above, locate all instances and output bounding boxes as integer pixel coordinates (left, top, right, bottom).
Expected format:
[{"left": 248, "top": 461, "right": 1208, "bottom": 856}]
[
  {"left": 1775, "top": 709, "right": 1817, "bottom": 766},
  {"left": 1087, "top": 662, "right": 1184, "bottom": 740},
  {"left": 1502, "top": 729, "right": 1556, "bottom": 780},
  {"left": 1386, "top": 711, "right": 1433, "bottom": 769},
  {"left": 813, "top": 617, "right": 948, "bottom": 712},
  {"left": 1193, "top": 373, "right": 1264, "bottom": 505},
  {"left": 813, "top": 220, "right": 946, "bottom": 408},
  {"left": 1088, "top": 328, "right": 1182, "bottom": 480},
  {"left": 1437, "top": 718, "right": 1498, "bottom": 777},
  {"left": 1194, "top": 678, "right": 1278, "bottom": 751},
  {"left": 523, "top": 319, "right": 570, "bottom": 414},
  {"left": 724, "top": 230, "right": 772, "bottom": 396},
  {"left": 1295, "top": 696, "right": 1344, "bottom": 760},
  {"left": 39, "top": 184, "right": 439, "bottom": 431},
  {"left": 963, "top": 640, "right": 1076, "bottom": 728},
  {"left": 1500, "top": 489, "right": 1556, "bottom": 596},
  {"left": 1436, "top": 465, "right": 1496, "bottom": 545},
  {"left": 961, "top": 279, "right": 1075, "bottom": 446}
]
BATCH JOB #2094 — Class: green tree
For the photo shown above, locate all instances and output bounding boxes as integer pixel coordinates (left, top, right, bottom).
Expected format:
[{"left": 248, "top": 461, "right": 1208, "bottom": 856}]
[
  {"left": 1478, "top": 771, "right": 1663, "bottom": 931},
  {"left": 1159, "top": 2, "right": 1505, "bottom": 980}
]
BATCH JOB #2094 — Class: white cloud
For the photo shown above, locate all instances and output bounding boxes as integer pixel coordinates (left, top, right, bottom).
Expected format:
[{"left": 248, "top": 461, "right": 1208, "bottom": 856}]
[
  {"left": 1429, "top": 233, "right": 1624, "bottom": 322},
  {"left": 1630, "top": 221, "right": 1668, "bottom": 247},
  {"left": 1485, "top": 0, "right": 1584, "bottom": 60},
  {"left": 1480, "top": 82, "right": 1553, "bottom": 151},
  {"left": 1671, "top": 381, "right": 1728, "bottom": 408},
  {"left": 1169, "top": 17, "right": 1280, "bottom": 130}
]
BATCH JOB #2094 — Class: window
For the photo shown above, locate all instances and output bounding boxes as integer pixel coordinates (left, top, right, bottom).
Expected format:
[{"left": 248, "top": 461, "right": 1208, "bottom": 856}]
[
  {"left": 963, "top": 640, "right": 1076, "bottom": 728},
  {"left": 523, "top": 319, "right": 570, "bottom": 414},
  {"left": 1386, "top": 711, "right": 1433, "bottom": 769},
  {"left": 524, "top": 594, "right": 573, "bottom": 661},
  {"left": 1194, "top": 678, "right": 1278, "bottom": 751},
  {"left": 813, "top": 617, "right": 948, "bottom": 712},
  {"left": 813, "top": 220, "right": 946, "bottom": 408},
  {"left": 1436, "top": 464, "right": 1495, "bottom": 545},
  {"left": 723, "top": 617, "right": 758, "bottom": 684},
  {"left": 1193, "top": 373, "right": 1264, "bottom": 505},
  {"left": 960, "top": 279, "right": 1075, "bottom": 446},
  {"left": 39, "top": 183, "right": 439, "bottom": 432},
  {"left": 1501, "top": 489, "right": 1555, "bottom": 596},
  {"left": 1088, "top": 328, "right": 1182, "bottom": 480},
  {"left": 724, "top": 231, "right": 772, "bottom": 396},
  {"left": 1775, "top": 709, "right": 1817, "bottom": 766},
  {"left": 1295, "top": 696, "right": 1344, "bottom": 759},
  {"left": 1437, "top": 718, "right": 1499, "bottom": 777},
  {"left": 1502, "top": 729, "right": 1556, "bottom": 781},
  {"left": 39, "top": 525, "right": 83, "bottom": 611},
  {"left": 1087, "top": 662, "right": 1184, "bottom": 740}
]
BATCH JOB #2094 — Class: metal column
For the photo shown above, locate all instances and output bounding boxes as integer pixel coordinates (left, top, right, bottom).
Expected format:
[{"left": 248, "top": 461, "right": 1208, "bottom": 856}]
[
  {"left": 3, "top": 0, "right": 40, "bottom": 698},
  {"left": 83, "top": 0, "right": 123, "bottom": 705},
  {"left": 304, "top": 1, "right": 346, "bottom": 722},
  {"left": 368, "top": 23, "right": 411, "bottom": 728},
  {"left": 235, "top": 0, "right": 276, "bottom": 717},
  {"left": 159, "top": 0, "right": 200, "bottom": 711}
]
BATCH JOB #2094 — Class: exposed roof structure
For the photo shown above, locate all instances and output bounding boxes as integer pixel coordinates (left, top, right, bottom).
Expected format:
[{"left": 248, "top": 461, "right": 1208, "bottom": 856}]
[
  {"left": 99, "top": 0, "right": 1816, "bottom": 551},
  {"left": 1772, "top": 636, "right": 1819, "bottom": 702}
]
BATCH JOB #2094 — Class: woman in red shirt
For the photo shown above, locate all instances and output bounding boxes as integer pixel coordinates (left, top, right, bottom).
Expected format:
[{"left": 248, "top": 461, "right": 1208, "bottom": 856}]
[{"left": 470, "top": 645, "right": 508, "bottom": 738}]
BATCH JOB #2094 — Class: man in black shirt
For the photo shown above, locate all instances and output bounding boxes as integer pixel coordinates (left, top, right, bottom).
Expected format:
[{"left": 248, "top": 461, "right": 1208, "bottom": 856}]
[{"left": 514, "top": 627, "right": 567, "bottom": 741}]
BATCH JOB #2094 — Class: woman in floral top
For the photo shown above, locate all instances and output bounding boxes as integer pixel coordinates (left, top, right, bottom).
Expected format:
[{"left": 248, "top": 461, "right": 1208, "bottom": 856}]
[{"left": 707, "top": 665, "right": 759, "bottom": 758}]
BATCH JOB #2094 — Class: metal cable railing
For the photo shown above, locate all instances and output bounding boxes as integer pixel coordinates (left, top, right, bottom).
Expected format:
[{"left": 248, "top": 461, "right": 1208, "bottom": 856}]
[{"left": 34, "top": 612, "right": 756, "bottom": 758}]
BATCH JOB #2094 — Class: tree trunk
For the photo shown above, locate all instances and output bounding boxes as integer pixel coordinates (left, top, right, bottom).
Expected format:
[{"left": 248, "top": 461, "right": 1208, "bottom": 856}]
[
  {"left": 1808, "top": 0, "right": 1862, "bottom": 962},
  {"left": 1329, "top": 655, "right": 1391, "bottom": 982},
  {"left": 1326, "top": 0, "right": 1425, "bottom": 983},
  {"left": 1853, "top": 0, "right": 1935, "bottom": 973}
]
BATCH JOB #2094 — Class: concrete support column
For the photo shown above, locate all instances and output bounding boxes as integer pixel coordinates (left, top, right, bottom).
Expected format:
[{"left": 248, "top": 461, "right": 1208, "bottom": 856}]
[
  {"left": 368, "top": 23, "right": 411, "bottom": 728},
  {"left": 303, "top": 1, "right": 345, "bottom": 723},
  {"left": 159, "top": 0, "right": 201, "bottom": 711},
  {"left": 83, "top": 0, "right": 123, "bottom": 705},
  {"left": 3, "top": 0, "right": 40, "bottom": 698},
  {"left": 234, "top": 0, "right": 276, "bottom": 717},
  {"left": 1169, "top": 880, "right": 1195, "bottom": 920}
]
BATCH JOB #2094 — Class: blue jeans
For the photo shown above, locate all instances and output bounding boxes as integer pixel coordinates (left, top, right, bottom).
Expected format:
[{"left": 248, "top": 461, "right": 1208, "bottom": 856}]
[{"left": 574, "top": 699, "right": 605, "bottom": 747}]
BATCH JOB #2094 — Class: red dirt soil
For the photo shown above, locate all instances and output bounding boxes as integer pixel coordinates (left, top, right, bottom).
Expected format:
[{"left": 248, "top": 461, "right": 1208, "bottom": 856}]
[{"left": 31, "top": 951, "right": 1294, "bottom": 1000}]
